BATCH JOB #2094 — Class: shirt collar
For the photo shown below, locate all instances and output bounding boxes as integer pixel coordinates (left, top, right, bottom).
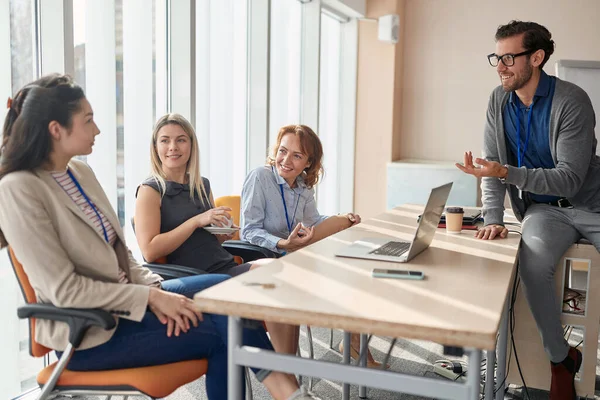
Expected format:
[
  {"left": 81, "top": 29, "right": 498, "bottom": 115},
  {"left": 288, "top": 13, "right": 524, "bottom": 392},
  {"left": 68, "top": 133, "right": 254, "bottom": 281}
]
[
  {"left": 509, "top": 69, "right": 550, "bottom": 105},
  {"left": 271, "top": 165, "right": 306, "bottom": 189}
]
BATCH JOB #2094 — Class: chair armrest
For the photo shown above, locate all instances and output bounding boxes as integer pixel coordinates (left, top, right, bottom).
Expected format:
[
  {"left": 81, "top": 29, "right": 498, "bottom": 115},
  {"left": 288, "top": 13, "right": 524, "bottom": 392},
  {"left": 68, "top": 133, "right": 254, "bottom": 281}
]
[
  {"left": 144, "top": 263, "right": 206, "bottom": 279},
  {"left": 17, "top": 304, "right": 115, "bottom": 348},
  {"left": 223, "top": 240, "right": 281, "bottom": 261}
]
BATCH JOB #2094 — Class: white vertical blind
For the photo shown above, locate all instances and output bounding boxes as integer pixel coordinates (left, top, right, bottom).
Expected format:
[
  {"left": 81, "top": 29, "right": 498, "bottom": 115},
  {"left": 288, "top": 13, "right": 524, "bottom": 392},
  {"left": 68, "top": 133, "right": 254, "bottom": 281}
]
[
  {"left": 336, "top": 18, "right": 357, "bottom": 212},
  {"left": 299, "top": 0, "right": 321, "bottom": 129},
  {"left": 39, "top": 0, "right": 69, "bottom": 75},
  {"left": 195, "top": 0, "right": 248, "bottom": 198},
  {"left": 246, "top": 0, "right": 270, "bottom": 171},
  {"left": 155, "top": 0, "right": 168, "bottom": 119},
  {"left": 84, "top": 0, "right": 118, "bottom": 211},
  {"left": 170, "top": 0, "right": 193, "bottom": 121},
  {"left": 317, "top": 13, "right": 340, "bottom": 216},
  {"left": 269, "top": 0, "right": 302, "bottom": 147},
  {"left": 122, "top": 0, "right": 153, "bottom": 252}
]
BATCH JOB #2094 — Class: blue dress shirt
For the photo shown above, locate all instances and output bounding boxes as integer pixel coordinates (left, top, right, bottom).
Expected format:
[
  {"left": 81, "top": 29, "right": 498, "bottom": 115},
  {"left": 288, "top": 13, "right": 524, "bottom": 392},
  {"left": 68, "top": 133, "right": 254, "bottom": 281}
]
[
  {"left": 503, "top": 70, "right": 560, "bottom": 203},
  {"left": 241, "top": 166, "right": 328, "bottom": 253}
]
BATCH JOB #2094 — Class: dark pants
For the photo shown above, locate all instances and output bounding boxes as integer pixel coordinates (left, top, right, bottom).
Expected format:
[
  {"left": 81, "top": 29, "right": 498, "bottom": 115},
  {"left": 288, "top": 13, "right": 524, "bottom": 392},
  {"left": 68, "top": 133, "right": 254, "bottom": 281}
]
[{"left": 60, "top": 274, "right": 273, "bottom": 399}]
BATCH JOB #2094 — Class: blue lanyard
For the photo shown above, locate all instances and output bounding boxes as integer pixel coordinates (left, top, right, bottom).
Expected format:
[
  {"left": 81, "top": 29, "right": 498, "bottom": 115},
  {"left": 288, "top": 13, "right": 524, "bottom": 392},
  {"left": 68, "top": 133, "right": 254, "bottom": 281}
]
[
  {"left": 66, "top": 170, "right": 109, "bottom": 243},
  {"left": 279, "top": 184, "right": 300, "bottom": 234},
  {"left": 516, "top": 102, "right": 534, "bottom": 168}
]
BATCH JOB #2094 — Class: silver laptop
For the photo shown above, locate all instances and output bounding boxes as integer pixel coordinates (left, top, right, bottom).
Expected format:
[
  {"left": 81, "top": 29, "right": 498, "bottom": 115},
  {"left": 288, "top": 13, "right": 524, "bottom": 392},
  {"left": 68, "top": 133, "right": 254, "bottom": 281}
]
[{"left": 334, "top": 182, "right": 453, "bottom": 263}]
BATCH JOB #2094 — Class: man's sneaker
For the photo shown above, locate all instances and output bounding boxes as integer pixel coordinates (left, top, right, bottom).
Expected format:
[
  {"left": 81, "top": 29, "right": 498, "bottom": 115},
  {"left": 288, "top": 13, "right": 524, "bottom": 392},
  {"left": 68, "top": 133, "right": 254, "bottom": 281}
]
[
  {"left": 550, "top": 346, "right": 582, "bottom": 400},
  {"left": 287, "top": 386, "right": 323, "bottom": 400}
]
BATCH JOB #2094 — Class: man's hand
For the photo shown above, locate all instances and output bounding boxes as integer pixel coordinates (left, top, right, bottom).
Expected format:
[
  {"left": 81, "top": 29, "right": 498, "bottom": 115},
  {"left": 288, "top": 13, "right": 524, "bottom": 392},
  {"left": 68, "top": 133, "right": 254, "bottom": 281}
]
[
  {"left": 475, "top": 224, "right": 508, "bottom": 240},
  {"left": 455, "top": 151, "right": 508, "bottom": 179}
]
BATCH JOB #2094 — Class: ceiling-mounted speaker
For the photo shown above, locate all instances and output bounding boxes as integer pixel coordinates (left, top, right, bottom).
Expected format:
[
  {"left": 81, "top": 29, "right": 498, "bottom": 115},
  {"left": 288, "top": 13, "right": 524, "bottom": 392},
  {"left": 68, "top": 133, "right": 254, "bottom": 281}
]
[{"left": 378, "top": 14, "right": 400, "bottom": 44}]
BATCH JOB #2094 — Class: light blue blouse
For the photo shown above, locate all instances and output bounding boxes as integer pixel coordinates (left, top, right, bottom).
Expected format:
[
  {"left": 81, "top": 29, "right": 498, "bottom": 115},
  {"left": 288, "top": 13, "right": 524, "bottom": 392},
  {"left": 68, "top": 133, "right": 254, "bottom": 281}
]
[{"left": 241, "top": 166, "right": 328, "bottom": 253}]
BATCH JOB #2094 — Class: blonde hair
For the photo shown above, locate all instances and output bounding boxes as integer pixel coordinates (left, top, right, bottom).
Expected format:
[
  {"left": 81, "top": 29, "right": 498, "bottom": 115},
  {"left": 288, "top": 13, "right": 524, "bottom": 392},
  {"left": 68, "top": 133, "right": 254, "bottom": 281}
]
[
  {"left": 267, "top": 124, "right": 324, "bottom": 189},
  {"left": 149, "top": 113, "right": 208, "bottom": 205}
]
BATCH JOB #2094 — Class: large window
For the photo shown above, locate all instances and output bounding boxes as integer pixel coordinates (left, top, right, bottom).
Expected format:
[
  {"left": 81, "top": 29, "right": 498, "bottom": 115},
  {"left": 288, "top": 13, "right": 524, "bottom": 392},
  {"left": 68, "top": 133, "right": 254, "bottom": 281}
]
[
  {"left": 0, "top": 1, "right": 361, "bottom": 396},
  {"left": 3, "top": 1, "right": 40, "bottom": 397}
]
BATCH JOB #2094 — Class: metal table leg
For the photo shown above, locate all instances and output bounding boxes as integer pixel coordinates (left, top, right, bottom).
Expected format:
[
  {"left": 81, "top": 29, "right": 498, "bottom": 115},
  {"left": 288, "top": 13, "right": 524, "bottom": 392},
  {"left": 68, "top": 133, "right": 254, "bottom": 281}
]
[
  {"left": 485, "top": 350, "right": 496, "bottom": 400},
  {"left": 342, "top": 331, "right": 351, "bottom": 400},
  {"left": 228, "top": 316, "right": 244, "bottom": 400},
  {"left": 359, "top": 334, "right": 368, "bottom": 399},
  {"left": 495, "top": 296, "right": 510, "bottom": 400},
  {"left": 467, "top": 348, "right": 482, "bottom": 400}
]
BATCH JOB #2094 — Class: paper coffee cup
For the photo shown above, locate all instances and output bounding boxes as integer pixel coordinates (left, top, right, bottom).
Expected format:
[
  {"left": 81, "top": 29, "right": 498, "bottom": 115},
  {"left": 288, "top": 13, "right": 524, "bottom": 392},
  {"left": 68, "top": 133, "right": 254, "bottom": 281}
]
[{"left": 445, "top": 207, "right": 464, "bottom": 234}]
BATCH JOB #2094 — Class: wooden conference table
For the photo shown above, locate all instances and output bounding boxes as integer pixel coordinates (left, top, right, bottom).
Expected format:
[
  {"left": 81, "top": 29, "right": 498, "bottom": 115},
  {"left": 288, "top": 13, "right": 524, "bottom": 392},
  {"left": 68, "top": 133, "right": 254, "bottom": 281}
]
[{"left": 194, "top": 205, "right": 521, "bottom": 400}]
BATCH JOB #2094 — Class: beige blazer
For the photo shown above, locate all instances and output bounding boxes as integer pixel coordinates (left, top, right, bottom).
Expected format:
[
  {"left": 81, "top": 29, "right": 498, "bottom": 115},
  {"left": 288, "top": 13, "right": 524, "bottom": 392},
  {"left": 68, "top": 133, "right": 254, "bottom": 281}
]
[{"left": 0, "top": 159, "right": 162, "bottom": 351}]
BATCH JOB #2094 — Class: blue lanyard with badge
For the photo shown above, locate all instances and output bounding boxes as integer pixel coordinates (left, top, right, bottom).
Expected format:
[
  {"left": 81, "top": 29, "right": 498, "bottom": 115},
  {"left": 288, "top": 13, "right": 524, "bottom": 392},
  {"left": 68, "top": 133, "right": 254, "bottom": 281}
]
[
  {"left": 515, "top": 101, "right": 534, "bottom": 199},
  {"left": 279, "top": 184, "right": 300, "bottom": 235},
  {"left": 67, "top": 169, "right": 110, "bottom": 243}
]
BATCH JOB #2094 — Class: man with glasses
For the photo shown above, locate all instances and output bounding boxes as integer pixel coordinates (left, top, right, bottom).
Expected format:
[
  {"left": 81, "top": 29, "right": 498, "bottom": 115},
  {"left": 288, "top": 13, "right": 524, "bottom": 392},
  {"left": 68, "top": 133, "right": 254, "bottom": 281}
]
[{"left": 457, "top": 20, "right": 599, "bottom": 400}]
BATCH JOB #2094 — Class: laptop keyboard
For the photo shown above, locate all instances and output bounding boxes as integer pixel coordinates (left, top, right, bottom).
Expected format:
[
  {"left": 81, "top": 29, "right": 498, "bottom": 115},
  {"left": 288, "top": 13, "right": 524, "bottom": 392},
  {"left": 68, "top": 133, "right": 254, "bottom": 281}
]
[{"left": 369, "top": 241, "right": 410, "bottom": 257}]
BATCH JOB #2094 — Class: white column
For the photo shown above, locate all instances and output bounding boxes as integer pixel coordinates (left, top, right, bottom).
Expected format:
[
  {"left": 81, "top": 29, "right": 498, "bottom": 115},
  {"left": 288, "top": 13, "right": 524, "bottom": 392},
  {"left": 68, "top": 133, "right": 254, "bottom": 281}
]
[
  {"left": 123, "top": 0, "right": 153, "bottom": 249},
  {"left": 39, "top": 0, "right": 73, "bottom": 75},
  {"left": 246, "top": 0, "right": 270, "bottom": 171},
  {"left": 299, "top": 0, "right": 321, "bottom": 129},
  {"left": 269, "top": 0, "right": 301, "bottom": 147},
  {"left": 195, "top": 0, "right": 210, "bottom": 179},
  {"left": 170, "top": 0, "right": 193, "bottom": 121},
  {"left": 195, "top": 0, "right": 249, "bottom": 198},
  {"left": 84, "top": 0, "right": 118, "bottom": 211},
  {"left": 155, "top": 0, "right": 168, "bottom": 119},
  {"left": 316, "top": 13, "right": 341, "bottom": 215},
  {"left": 337, "top": 18, "right": 357, "bottom": 212}
]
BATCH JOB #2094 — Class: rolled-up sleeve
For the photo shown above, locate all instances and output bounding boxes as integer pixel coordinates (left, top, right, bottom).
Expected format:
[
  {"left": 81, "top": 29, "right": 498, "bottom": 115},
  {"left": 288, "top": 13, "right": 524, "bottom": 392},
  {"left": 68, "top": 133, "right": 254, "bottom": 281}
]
[
  {"left": 241, "top": 169, "right": 283, "bottom": 252},
  {"left": 302, "top": 188, "right": 328, "bottom": 227}
]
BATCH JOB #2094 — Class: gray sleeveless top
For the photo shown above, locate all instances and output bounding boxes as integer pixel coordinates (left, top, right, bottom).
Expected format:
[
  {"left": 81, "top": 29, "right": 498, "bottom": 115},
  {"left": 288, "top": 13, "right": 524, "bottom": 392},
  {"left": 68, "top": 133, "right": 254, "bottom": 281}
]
[{"left": 138, "top": 177, "right": 236, "bottom": 273}]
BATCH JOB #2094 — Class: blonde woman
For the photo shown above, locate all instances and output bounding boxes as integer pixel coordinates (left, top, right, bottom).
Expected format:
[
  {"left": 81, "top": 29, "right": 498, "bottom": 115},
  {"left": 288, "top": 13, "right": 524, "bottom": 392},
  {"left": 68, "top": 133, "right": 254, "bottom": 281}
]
[
  {"left": 135, "top": 113, "right": 255, "bottom": 276},
  {"left": 135, "top": 114, "right": 309, "bottom": 368}
]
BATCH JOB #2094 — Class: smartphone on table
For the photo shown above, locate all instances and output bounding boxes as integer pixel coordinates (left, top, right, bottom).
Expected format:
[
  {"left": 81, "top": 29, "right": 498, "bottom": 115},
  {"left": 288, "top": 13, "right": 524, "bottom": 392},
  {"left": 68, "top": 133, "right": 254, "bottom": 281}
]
[{"left": 372, "top": 268, "right": 425, "bottom": 280}]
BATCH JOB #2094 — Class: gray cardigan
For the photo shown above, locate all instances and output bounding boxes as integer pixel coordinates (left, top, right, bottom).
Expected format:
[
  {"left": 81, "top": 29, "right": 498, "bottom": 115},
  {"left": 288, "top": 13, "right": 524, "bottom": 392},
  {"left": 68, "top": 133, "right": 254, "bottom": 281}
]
[{"left": 482, "top": 77, "right": 600, "bottom": 225}]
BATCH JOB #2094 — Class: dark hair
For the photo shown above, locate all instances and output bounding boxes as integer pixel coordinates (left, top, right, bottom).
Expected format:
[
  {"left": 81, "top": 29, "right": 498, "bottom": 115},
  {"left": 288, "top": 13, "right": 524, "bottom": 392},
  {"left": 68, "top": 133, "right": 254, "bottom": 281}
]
[
  {"left": 0, "top": 74, "right": 85, "bottom": 180},
  {"left": 267, "top": 124, "right": 324, "bottom": 188},
  {"left": 495, "top": 20, "right": 555, "bottom": 69}
]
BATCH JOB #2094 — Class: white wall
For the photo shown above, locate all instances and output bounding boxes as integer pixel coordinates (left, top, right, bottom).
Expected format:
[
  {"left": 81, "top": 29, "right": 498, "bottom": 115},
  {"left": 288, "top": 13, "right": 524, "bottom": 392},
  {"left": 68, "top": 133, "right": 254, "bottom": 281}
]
[{"left": 399, "top": 0, "right": 600, "bottom": 162}]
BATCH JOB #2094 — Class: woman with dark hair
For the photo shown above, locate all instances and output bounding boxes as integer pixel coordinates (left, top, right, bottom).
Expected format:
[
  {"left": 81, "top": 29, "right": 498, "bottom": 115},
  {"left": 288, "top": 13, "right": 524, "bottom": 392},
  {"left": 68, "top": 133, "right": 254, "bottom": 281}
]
[
  {"left": 240, "top": 124, "right": 383, "bottom": 367},
  {"left": 0, "top": 74, "right": 320, "bottom": 400}
]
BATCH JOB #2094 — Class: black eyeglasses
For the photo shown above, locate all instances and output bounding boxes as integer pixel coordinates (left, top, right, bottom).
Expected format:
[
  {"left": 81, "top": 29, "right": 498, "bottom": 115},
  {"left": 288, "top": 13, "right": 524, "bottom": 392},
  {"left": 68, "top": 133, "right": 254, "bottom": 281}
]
[{"left": 487, "top": 49, "right": 536, "bottom": 67}]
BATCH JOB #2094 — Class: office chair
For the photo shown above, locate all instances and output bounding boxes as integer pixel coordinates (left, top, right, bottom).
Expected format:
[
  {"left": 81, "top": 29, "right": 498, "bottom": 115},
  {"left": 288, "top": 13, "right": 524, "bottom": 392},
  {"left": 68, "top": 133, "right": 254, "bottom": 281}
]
[
  {"left": 216, "top": 195, "right": 317, "bottom": 388},
  {"left": 8, "top": 245, "right": 208, "bottom": 400}
]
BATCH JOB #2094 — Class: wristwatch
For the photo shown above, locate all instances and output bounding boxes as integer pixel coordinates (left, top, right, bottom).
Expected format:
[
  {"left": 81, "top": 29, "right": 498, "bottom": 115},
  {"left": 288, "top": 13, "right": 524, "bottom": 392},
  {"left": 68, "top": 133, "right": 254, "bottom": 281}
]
[{"left": 499, "top": 164, "right": 509, "bottom": 184}]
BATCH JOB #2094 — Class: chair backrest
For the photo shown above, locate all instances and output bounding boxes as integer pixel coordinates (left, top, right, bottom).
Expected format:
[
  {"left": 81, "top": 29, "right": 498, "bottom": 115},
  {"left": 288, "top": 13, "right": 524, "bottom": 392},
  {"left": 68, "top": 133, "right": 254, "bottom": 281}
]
[
  {"left": 7, "top": 246, "right": 52, "bottom": 357},
  {"left": 214, "top": 195, "right": 241, "bottom": 240},
  {"left": 131, "top": 217, "right": 168, "bottom": 264}
]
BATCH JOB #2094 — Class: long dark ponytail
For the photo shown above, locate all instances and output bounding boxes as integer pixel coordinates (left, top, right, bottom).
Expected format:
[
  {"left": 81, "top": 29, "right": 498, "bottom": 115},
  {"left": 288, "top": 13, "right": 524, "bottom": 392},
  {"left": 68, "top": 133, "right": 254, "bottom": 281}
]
[{"left": 0, "top": 74, "right": 85, "bottom": 180}]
